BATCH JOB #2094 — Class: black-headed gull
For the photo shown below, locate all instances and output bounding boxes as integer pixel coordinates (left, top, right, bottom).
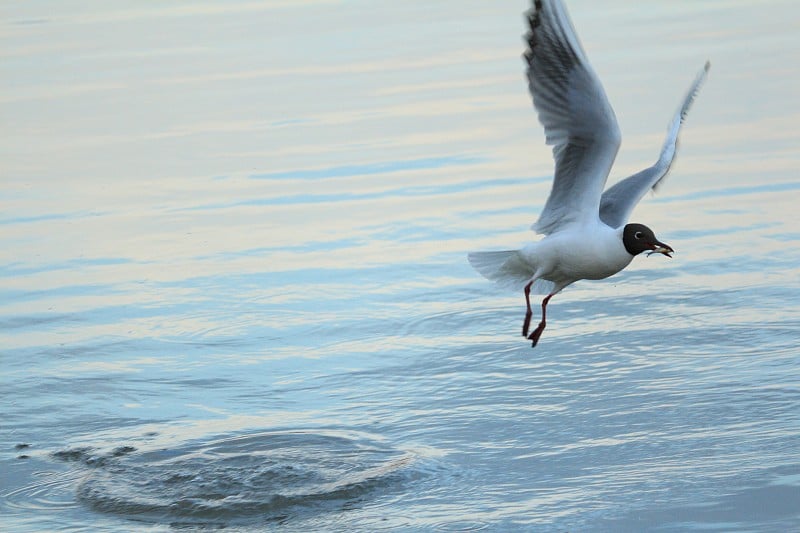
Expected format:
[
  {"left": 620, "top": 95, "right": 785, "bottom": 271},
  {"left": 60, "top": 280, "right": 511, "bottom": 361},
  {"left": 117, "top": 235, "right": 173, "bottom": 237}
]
[{"left": 468, "top": 0, "right": 709, "bottom": 347}]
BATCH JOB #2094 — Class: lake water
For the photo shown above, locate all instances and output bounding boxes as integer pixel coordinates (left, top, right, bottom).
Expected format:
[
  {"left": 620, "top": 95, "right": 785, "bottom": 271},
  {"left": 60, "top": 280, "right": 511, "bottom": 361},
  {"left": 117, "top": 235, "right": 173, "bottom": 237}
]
[{"left": 2, "top": 1, "right": 799, "bottom": 531}]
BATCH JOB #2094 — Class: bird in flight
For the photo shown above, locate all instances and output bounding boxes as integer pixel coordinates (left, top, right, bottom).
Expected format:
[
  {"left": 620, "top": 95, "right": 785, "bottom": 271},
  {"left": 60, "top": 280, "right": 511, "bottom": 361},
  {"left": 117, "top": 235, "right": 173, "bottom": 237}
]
[{"left": 468, "top": 0, "right": 709, "bottom": 347}]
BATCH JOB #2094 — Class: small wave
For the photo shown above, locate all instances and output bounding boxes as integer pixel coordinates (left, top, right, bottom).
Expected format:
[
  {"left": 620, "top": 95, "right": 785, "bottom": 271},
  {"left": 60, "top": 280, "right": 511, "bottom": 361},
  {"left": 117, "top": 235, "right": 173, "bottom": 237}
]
[{"left": 52, "top": 429, "right": 418, "bottom": 526}]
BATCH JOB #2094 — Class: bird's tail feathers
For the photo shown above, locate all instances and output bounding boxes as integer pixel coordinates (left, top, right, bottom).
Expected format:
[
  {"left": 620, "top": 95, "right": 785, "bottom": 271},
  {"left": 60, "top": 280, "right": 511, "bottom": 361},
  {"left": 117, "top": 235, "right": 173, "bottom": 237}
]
[{"left": 467, "top": 250, "right": 555, "bottom": 294}]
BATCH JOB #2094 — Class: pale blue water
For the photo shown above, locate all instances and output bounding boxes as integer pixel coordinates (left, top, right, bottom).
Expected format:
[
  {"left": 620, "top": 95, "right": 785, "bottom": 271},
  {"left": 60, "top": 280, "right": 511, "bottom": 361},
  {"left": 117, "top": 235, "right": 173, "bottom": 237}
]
[{"left": 2, "top": 1, "right": 799, "bottom": 531}]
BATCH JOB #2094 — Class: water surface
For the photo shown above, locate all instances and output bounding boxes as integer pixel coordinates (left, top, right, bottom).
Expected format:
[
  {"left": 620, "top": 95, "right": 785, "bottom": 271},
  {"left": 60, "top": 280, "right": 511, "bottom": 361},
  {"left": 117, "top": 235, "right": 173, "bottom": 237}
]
[{"left": 2, "top": 1, "right": 799, "bottom": 531}]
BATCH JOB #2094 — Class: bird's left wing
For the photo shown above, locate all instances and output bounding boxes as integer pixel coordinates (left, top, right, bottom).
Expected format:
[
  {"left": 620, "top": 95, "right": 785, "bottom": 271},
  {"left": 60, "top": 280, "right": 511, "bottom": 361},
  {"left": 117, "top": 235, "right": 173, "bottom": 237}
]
[
  {"left": 525, "top": 0, "right": 621, "bottom": 235},
  {"left": 599, "top": 62, "right": 710, "bottom": 229}
]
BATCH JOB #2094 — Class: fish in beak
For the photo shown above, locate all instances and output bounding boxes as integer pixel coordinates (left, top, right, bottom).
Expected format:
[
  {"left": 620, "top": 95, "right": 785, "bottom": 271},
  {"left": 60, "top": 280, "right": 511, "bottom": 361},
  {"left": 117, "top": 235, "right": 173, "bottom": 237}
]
[{"left": 646, "top": 241, "right": 674, "bottom": 258}]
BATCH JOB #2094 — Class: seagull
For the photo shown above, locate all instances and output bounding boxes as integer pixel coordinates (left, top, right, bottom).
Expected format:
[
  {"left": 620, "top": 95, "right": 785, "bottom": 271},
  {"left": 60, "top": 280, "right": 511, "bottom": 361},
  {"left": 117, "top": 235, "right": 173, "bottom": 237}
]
[{"left": 468, "top": 0, "right": 709, "bottom": 347}]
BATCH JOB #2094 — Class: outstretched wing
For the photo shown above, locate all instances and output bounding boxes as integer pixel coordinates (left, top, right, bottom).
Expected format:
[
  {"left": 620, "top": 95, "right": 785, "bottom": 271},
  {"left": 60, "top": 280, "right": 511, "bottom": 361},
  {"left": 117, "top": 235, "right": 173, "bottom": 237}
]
[
  {"left": 525, "top": 0, "right": 621, "bottom": 235},
  {"left": 599, "top": 62, "right": 711, "bottom": 229}
]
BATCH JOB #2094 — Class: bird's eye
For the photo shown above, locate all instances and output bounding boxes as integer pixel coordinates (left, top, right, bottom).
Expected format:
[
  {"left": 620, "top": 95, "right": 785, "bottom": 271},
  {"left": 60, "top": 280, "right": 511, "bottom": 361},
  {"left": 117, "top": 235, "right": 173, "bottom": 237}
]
[{"left": 634, "top": 232, "right": 643, "bottom": 239}]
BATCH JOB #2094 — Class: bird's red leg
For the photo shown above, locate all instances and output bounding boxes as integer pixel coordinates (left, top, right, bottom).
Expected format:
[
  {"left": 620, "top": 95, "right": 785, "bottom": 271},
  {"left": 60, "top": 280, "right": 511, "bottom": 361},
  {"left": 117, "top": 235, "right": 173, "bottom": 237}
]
[
  {"left": 522, "top": 280, "right": 534, "bottom": 337},
  {"left": 528, "top": 293, "right": 554, "bottom": 348}
]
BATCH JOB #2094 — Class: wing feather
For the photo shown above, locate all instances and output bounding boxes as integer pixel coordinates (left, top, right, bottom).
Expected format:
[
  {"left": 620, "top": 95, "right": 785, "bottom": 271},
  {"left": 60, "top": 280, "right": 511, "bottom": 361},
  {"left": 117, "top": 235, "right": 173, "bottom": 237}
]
[
  {"left": 599, "top": 61, "right": 710, "bottom": 228},
  {"left": 524, "top": 0, "right": 621, "bottom": 235}
]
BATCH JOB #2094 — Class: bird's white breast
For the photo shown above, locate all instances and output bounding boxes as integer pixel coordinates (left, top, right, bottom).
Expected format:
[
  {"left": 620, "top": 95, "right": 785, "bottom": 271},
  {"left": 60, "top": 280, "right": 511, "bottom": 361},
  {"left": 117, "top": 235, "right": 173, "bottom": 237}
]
[{"left": 522, "top": 223, "right": 633, "bottom": 285}]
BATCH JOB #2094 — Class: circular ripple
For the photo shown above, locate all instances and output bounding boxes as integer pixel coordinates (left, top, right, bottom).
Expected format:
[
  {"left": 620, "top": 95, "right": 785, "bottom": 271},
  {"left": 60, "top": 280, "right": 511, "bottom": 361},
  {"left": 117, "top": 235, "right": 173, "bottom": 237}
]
[
  {"left": 64, "top": 429, "right": 416, "bottom": 525},
  {"left": 3, "top": 468, "right": 86, "bottom": 513}
]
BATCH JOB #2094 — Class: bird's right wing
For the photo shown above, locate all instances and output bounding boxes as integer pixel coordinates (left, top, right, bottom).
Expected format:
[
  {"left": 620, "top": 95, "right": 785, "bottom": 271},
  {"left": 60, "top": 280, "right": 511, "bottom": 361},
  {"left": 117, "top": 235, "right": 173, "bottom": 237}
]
[
  {"left": 525, "top": 0, "right": 622, "bottom": 235},
  {"left": 599, "top": 62, "right": 710, "bottom": 229}
]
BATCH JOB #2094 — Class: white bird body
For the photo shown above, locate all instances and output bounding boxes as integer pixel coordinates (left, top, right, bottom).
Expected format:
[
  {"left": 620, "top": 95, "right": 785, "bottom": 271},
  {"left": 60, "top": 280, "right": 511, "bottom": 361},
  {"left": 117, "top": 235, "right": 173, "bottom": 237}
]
[
  {"left": 520, "top": 224, "right": 632, "bottom": 286},
  {"left": 468, "top": 0, "right": 709, "bottom": 347}
]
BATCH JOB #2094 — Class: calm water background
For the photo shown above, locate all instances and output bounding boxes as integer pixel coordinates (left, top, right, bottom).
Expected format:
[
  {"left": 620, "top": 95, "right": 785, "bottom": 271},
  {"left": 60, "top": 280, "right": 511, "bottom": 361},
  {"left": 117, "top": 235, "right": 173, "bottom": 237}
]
[{"left": 2, "top": 1, "right": 799, "bottom": 531}]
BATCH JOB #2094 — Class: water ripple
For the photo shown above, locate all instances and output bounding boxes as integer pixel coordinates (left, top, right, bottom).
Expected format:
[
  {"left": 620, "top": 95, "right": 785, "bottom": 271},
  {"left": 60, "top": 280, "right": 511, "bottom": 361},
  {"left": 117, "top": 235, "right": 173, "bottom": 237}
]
[
  {"left": 50, "top": 429, "right": 423, "bottom": 527},
  {"left": 3, "top": 468, "right": 85, "bottom": 513}
]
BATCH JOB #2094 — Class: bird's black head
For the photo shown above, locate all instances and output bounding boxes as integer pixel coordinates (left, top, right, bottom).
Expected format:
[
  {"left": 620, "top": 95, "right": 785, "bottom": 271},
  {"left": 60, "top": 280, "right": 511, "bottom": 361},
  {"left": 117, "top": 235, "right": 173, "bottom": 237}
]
[{"left": 623, "top": 223, "right": 674, "bottom": 257}]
